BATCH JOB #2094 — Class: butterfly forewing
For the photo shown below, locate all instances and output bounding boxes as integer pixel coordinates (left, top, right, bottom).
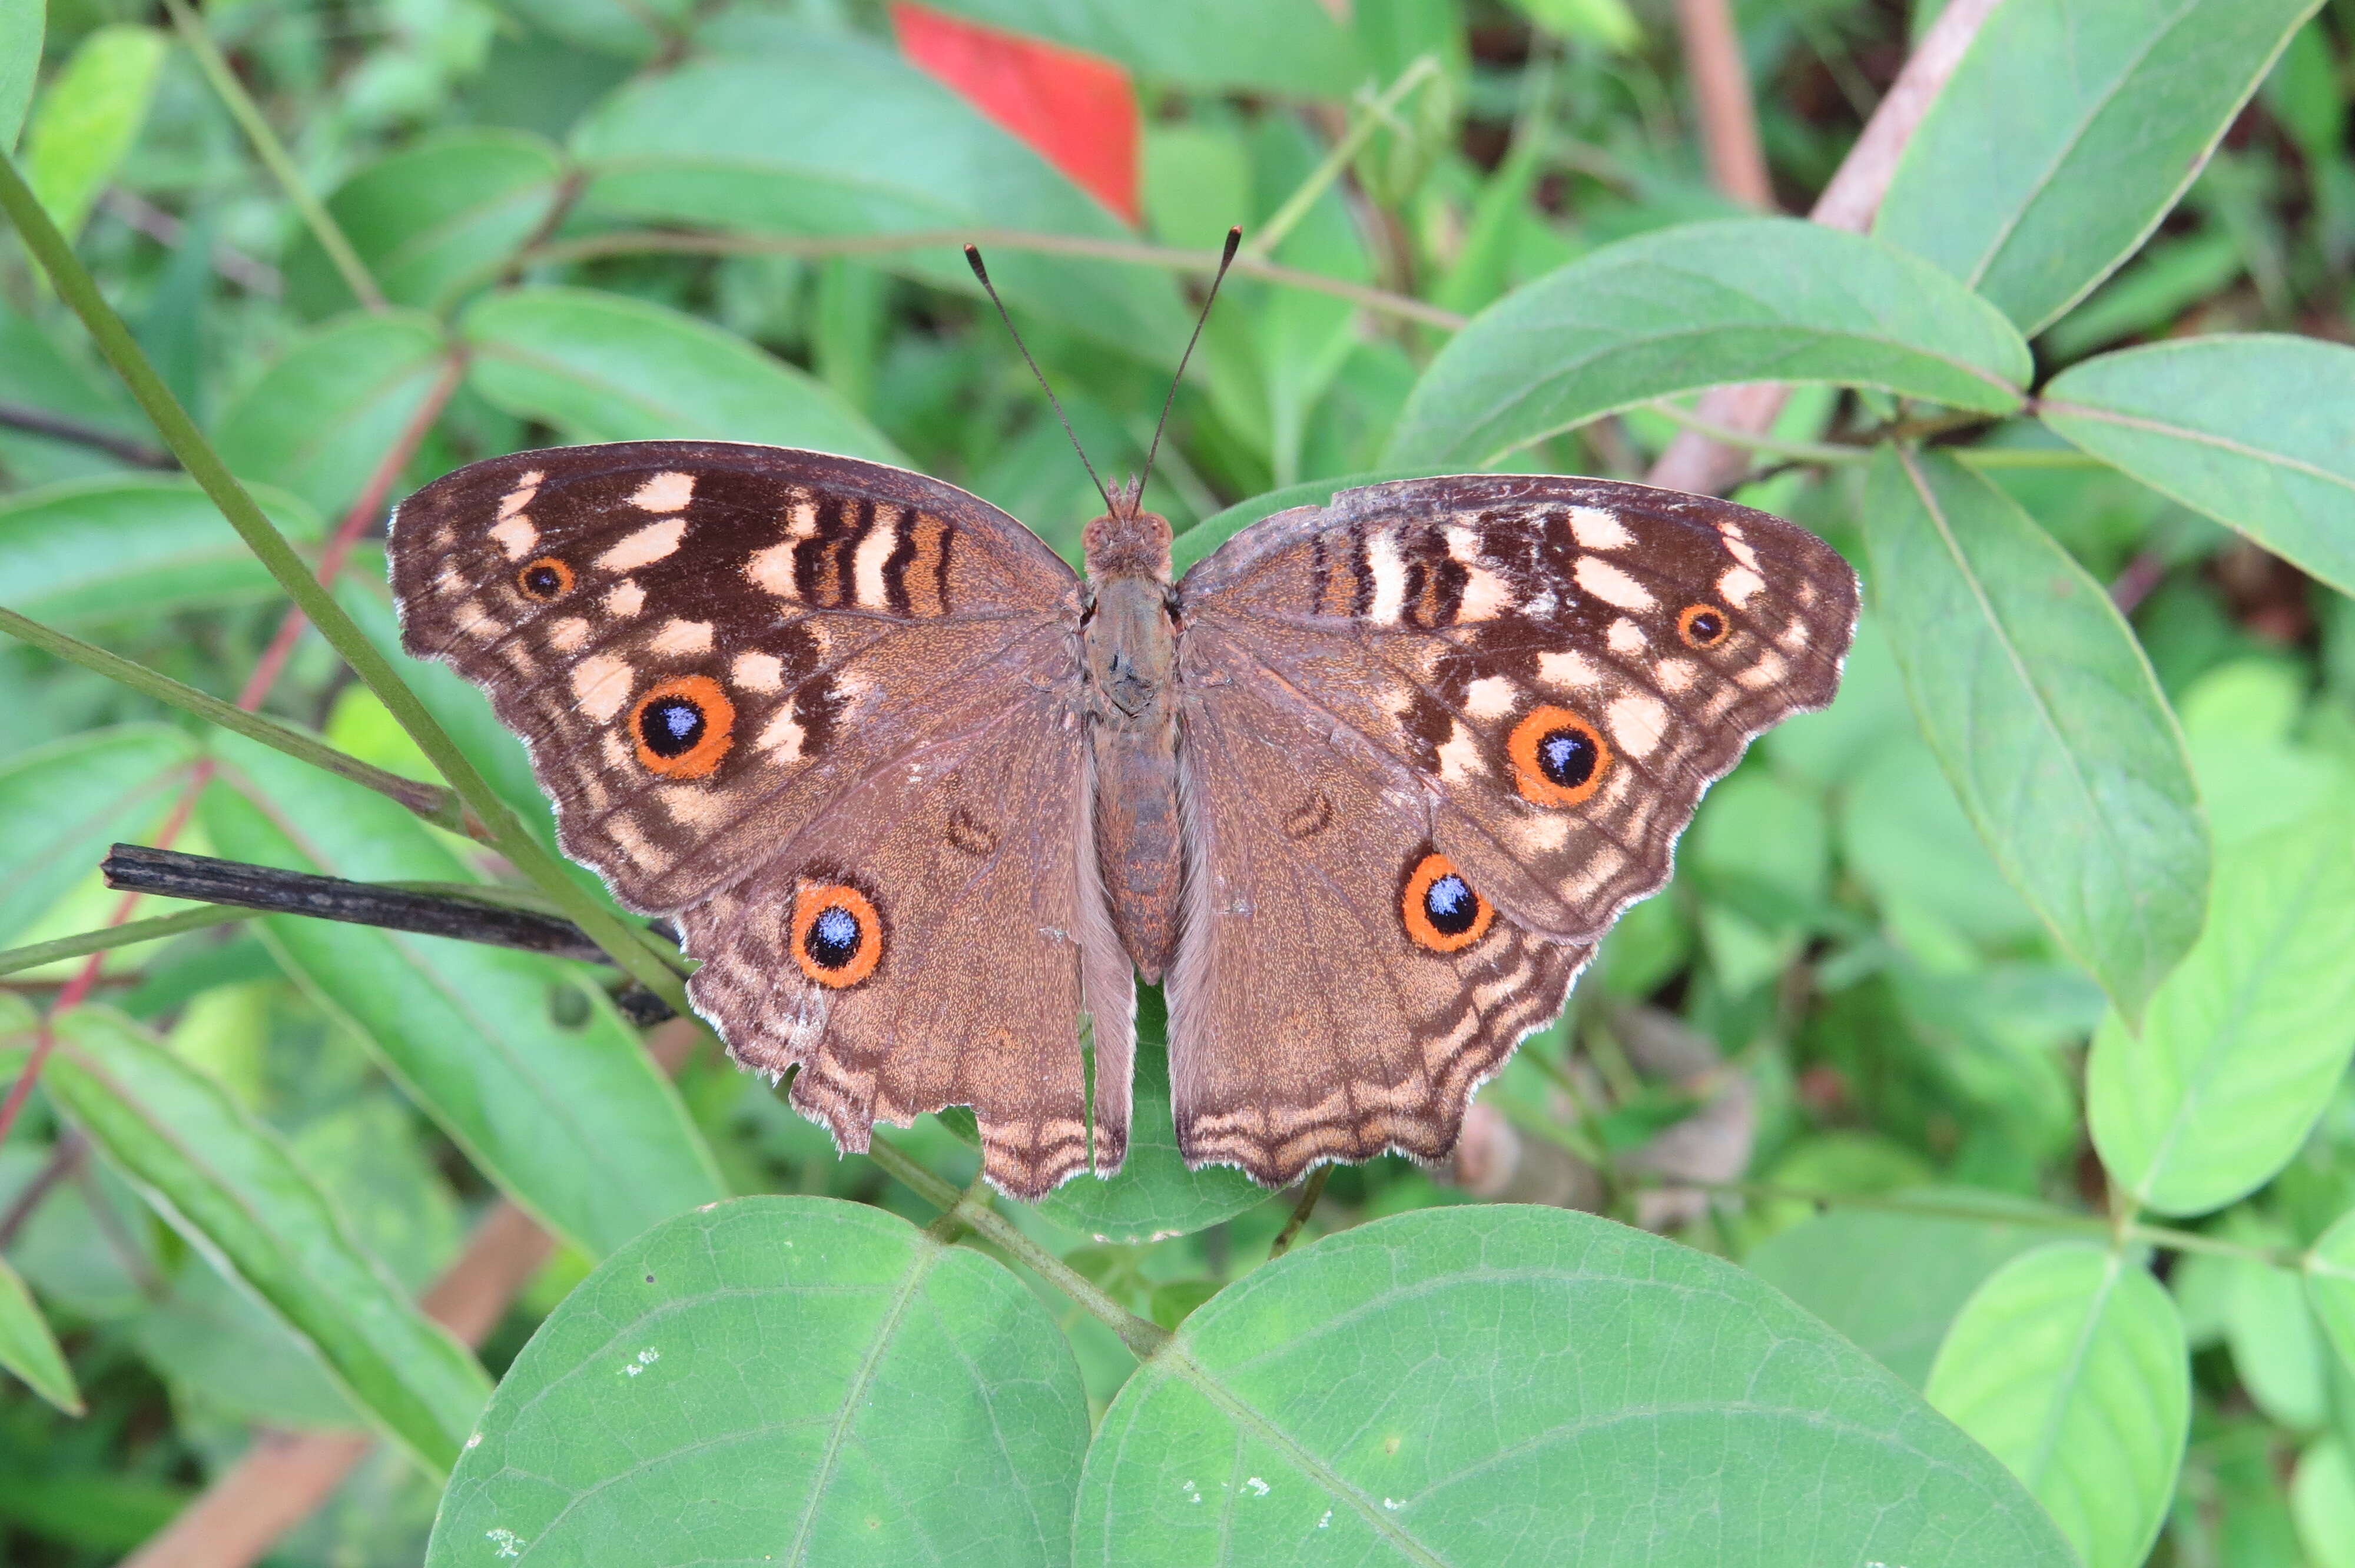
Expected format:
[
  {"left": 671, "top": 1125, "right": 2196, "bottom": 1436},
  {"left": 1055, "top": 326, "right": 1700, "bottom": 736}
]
[
  {"left": 1167, "top": 475, "right": 1857, "bottom": 1181},
  {"left": 388, "top": 441, "right": 1134, "bottom": 1198}
]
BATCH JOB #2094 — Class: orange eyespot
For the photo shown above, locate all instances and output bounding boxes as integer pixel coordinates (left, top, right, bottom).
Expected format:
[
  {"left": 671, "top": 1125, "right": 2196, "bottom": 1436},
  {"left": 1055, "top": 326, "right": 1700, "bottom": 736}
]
[
  {"left": 1402, "top": 852, "right": 1494, "bottom": 954},
  {"left": 1507, "top": 705, "right": 1609, "bottom": 808},
  {"left": 1677, "top": 603, "right": 1731, "bottom": 649},
  {"left": 629, "top": 675, "right": 734, "bottom": 779},
  {"left": 516, "top": 556, "right": 575, "bottom": 602},
  {"left": 791, "top": 882, "right": 883, "bottom": 986}
]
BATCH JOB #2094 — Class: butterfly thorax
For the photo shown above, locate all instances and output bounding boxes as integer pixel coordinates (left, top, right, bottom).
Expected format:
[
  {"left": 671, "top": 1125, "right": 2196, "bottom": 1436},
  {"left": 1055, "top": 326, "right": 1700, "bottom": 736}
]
[{"left": 1081, "top": 500, "right": 1183, "bottom": 982}]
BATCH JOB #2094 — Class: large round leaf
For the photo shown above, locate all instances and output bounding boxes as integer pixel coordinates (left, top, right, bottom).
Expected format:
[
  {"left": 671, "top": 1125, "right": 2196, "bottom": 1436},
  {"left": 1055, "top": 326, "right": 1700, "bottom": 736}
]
[
  {"left": 1079, "top": 1205, "right": 2074, "bottom": 1566},
  {"left": 429, "top": 1196, "right": 1091, "bottom": 1566},
  {"left": 1387, "top": 218, "right": 2031, "bottom": 467}
]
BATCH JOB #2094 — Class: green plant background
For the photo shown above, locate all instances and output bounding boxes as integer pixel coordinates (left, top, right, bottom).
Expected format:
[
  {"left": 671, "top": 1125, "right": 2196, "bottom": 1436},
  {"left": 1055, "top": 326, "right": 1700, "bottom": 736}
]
[{"left": 1, "top": 0, "right": 2353, "bottom": 1563}]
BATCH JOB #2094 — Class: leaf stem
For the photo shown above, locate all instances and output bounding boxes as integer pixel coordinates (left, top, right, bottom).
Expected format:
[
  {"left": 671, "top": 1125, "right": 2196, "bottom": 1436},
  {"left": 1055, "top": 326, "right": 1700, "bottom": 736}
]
[
  {"left": 1268, "top": 1168, "right": 1329, "bottom": 1259},
  {"left": 522, "top": 227, "right": 1470, "bottom": 331},
  {"left": 0, "top": 147, "right": 691, "bottom": 1021},
  {"left": 1246, "top": 55, "right": 1442, "bottom": 262},
  {"left": 0, "top": 907, "right": 258, "bottom": 979},
  {"left": 865, "top": 1134, "right": 1170, "bottom": 1359},
  {"left": 160, "top": 0, "right": 387, "bottom": 313},
  {"left": 0, "top": 606, "right": 470, "bottom": 834}
]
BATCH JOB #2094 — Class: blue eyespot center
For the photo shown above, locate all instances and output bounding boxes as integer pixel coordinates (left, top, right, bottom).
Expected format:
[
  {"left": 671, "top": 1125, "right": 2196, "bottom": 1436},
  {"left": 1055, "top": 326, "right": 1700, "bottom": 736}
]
[
  {"left": 1424, "top": 873, "right": 1478, "bottom": 936},
  {"left": 806, "top": 905, "right": 862, "bottom": 968},
  {"left": 1539, "top": 728, "right": 1597, "bottom": 789},
  {"left": 641, "top": 695, "right": 705, "bottom": 757}
]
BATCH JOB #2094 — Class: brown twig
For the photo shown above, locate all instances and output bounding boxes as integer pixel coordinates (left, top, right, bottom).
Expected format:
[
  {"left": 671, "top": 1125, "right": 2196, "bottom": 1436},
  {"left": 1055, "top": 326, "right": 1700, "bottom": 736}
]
[
  {"left": 1676, "top": 0, "right": 1773, "bottom": 210},
  {"left": 1645, "top": 0, "right": 2005, "bottom": 496},
  {"left": 0, "top": 398, "right": 175, "bottom": 469},
  {"left": 120, "top": 1021, "right": 705, "bottom": 1568}
]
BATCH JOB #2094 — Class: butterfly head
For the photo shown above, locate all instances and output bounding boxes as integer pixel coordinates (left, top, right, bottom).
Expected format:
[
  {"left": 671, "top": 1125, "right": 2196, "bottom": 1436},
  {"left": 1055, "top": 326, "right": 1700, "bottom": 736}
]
[{"left": 1082, "top": 477, "right": 1172, "bottom": 582}]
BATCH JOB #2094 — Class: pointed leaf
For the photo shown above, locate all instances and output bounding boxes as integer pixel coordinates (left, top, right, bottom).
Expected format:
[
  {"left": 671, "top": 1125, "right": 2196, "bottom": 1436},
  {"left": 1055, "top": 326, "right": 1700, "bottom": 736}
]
[
  {"left": 0, "top": 475, "right": 323, "bottom": 620},
  {"left": 0, "top": 0, "right": 42, "bottom": 151},
  {"left": 571, "top": 20, "right": 1190, "bottom": 354},
  {"left": 214, "top": 311, "right": 453, "bottom": 520},
  {"left": 2087, "top": 818, "right": 2355, "bottom": 1215},
  {"left": 0, "top": 724, "right": 195, "bottom": 948},
  {"left": 1388, "top": 219, "right": 2031, "bottom": 467},
  {"left": 45, "top": 1006, "right": 490, "bottom": 1471},
  {"left": 20, "top": 23, "right": 162, "bottom": 239},
  {"left": 1863, "top": 447, "right": 2208, "bottom": 1020},
  {"left": 462, "top": 286, "right": 903, "bottom": 461},
  {"left": 427, "top": 1196, "right": 1090, "bottom": 1566},
  {"left": 2041, "top": 334, "right": 2355, "bottom": 598},
  {"left": 201, "top": 730, "right": 724, "bottom": 1258},
  {"left": 0, "top": 1253, "right": 79, "bottom": 1415},
  {"left": 1925, "top": 1243, "right": 2188, "bottom": 1568},
  {"left": 1875, "top": 0, "right": 2320, "bottom": 333},
  {"left": 1081, "top": 1206, "right": 2075, "bottom": 1566}
]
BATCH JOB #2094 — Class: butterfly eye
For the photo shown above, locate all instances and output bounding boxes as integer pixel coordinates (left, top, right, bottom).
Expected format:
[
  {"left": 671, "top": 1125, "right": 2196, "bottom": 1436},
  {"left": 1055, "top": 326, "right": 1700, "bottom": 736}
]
[
  {"left": 629, "top": 675, "right": 735, "bottom": 779},
  {"left": 791, "top": 882, "right": 884, "bottom": 986},
  {"left": 516, "top": 556, "right": 575, "bottom": 602},
  {"left": 1401, "top": 851, "right": 1494, "bottom": 953},
  {"left": 1506, "top": 705, "right": 1610, "bottom": 808},
  {"left": 1677, "top": 603, "right": 1731, "bottom": 649}
]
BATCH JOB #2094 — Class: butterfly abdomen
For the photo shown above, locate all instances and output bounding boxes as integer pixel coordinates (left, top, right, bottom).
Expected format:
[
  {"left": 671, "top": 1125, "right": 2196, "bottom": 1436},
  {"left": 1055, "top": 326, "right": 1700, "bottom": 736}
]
[{"left": 1082, "top": 533, "right": 1185, "bottom": 982}]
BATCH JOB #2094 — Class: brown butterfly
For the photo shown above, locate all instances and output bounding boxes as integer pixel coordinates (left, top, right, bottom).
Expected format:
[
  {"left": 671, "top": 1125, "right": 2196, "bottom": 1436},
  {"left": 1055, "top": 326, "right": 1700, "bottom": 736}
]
[{"left": 387, "top": 247, "right": 1858, "bottom": 1200}]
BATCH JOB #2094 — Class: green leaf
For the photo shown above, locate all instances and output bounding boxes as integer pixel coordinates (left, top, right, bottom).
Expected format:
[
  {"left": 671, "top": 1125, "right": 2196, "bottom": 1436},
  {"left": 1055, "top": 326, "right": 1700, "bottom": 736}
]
[
  {"left": 1036, "top": 989, "right": 1266, "bottom": 1244},
  {"left": 0, "top": 1253, "right": 79, "bottom": 1415},
  {"left": 485, "top": 0, "right": 688, "bottom": 59},
  {"left": 45, "top": 1006, "right": 490, "bottom": 1472},
  {"left": 20, "top": 22, "right": 162, "bottom": 240},
  {"left": 427, "top": 1196, "right": 1091, "bottom": 1566},
  {"left": 0, "top": 0, "right": 41, "bottom": 151},
  {"left": 2041, "top": 335, "right": 2355, "bottom": 599},
  {"left": 213, "top": 311, "right": 453, "bottom": 520},
  {"left": 1743, "top": 1188, "right": 2060, "bottom": 1388},
  {"left": 286, "top": 131, "right": 565, "bottom": 316},
  {"left": 201, "top": 730, "right": 724, "bottom": 1258},
  {"left": 2310, "top": 1206, "right": 2355, "bottom": 1378},
  {"left": 462, "top": 286, "right": 904, "bottom": 461},
  {"left": 2223, "top": 1222, "right": 2327, "bottom": 1429},
  {"left": 1507, "top": 0, "right": 1641, "bottom": 51},
  {"left": 2087, "top": 819, "right": 2355, "bottom": 1215},
  {"left": 917, "top": 0, "right": 1368, "bottom": 95},
  {"left": 1926, "top": 1243, "right": 2187, "bottom": 1568},
  {"left": 571, "top": 21, "right": 1192, "bottom": 356},
  {"left": 2295, "top": 1440, "right": 2355, "bottom": 1568},
  {"left": 1862, "top": 447, "right": 2208, "bottom": 1021},
  {"left": 0, "top": 724, "right": 195, "bottom": 948},
  {"left": 0, "top": 474, "right": 324, "bottom": 620},
  {"left": 1387, "top": 219, "right": 2031, "bottom": 467},
  {"left": 1873, "top": 0, "right": 2320, "bottom": 334},
  {"left": 1080, "top": 1206, "right": 2075, "bottom": 1566}
]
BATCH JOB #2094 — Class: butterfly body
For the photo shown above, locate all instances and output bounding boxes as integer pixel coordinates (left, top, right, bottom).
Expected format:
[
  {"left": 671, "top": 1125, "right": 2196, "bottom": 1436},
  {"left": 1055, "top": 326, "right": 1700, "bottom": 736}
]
[{"left": 390, "top": 442, "right": 1857, "bottom": 1198}]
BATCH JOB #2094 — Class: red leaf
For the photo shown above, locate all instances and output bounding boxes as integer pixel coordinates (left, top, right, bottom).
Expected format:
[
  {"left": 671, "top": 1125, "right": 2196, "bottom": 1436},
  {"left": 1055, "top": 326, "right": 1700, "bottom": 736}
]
[{"left": 890, "top": 1, "right": 1140, "bottom": 227}]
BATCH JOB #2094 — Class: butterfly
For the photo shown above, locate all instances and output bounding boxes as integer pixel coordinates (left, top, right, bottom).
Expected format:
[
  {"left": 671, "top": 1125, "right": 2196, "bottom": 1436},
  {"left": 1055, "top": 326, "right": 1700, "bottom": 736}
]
[{"left": 386, "top": 253, "right": 1858, "bottom": 1200}]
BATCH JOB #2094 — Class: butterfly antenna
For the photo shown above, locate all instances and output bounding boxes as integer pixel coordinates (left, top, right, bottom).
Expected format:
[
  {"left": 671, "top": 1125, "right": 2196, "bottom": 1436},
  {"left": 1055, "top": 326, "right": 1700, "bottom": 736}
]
[
  {"left": 964, "top": 243, "right": 1114, "bottom": 516},
  {"left": 1139, "top": 226, "right": 1242, "bottom": 508}
]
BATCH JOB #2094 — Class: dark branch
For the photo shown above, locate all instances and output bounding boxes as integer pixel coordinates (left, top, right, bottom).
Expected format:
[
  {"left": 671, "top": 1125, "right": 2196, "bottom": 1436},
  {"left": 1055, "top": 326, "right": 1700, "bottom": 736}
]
[{"left": 0, "top": 398, "right": 176, "bottom": 469}]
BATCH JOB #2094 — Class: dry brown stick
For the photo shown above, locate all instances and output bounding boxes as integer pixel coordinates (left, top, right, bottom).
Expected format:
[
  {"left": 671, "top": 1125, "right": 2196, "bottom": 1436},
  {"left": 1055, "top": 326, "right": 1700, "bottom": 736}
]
[
  {"left": 120, "top": 1020, "right": 706, "bottom": 1568},
  {"left": 1676, "top": 0, "right": 1774, "bottom": 210},
  {"left": 1646, "top": 0, "right": 2005, "bottom": 496}
]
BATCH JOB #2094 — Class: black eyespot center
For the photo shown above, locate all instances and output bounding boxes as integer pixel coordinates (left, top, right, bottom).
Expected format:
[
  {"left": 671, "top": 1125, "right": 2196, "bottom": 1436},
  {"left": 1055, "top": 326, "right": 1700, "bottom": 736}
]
[
  {"left": 804, "top": 903, "right": 863, "bottom": 969},
  {"left": 639, "top": 695, "right": 705, "bottom": 758},
  {"left": 1537, "top": 727, "right": 1598, "bottom": 789},
  {"left": 517, "top": 556, "right": 574, "bottom": 602},
  {"left": 1680, "top": 603, "right": 1730, "bottom": 649},
  {"left": 1424, "top": 872, "right": 1479, "bottom": 937}
]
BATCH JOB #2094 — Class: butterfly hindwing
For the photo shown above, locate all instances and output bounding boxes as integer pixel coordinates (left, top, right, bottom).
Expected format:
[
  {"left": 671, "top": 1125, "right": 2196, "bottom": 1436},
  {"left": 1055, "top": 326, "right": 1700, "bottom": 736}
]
[{"left": 389, "top": 441, "right": 1134, "bottom": 1197}]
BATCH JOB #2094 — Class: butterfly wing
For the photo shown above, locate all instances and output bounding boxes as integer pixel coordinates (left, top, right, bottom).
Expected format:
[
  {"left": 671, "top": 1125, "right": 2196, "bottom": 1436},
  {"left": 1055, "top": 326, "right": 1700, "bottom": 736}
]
[
  {"left": 1167, "top": 475, "right": 1857, "bottom": 1182},
  {"left": 390, "top": 441, "right": 1133, "bottom": 1197}
]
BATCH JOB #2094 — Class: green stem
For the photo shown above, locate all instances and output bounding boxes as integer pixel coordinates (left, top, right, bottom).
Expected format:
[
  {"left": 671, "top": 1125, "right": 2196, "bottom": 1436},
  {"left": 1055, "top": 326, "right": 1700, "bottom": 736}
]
[
  {"left": 865, "top": 1135, "right": 1170, "bottom": 1359},
  {"left": 1641, "top": 400, "right": 1868, "bottom": 466},
  {"left": 0, "top": 148, "right": 691, "bottom": 1021},
  {"left": 0, "top": 908, "right": 257, "bottom": 978},
  {"left": 1246, "top": 55, "right": 1442, "bottom": 262},
  {"left": 0, "top": 605, "right": 469, "bottom": 836},
  {"left": 522, "top": 227, "right": 1470, "bottom": 332},
  {"left": 160, "top": 0, "right": 387, "bottom": 313}
]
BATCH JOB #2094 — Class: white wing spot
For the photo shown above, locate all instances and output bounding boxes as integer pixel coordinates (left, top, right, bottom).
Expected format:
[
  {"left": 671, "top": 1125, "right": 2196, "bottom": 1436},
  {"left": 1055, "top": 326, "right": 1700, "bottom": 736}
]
[
  {"left": 1576, "top": 555, "right": 1655, "bottom": 611},
  {"left": 1719, "top": 565, "right": 1764, "bottom": 606},
  {"left": 1536, "top": 649, "right": 1603, "bottom": 689},
  {"left": 572, "top": 653, "right": 634, "bottom": 721},
  {"left": 549, "top": 616, "right": 589, "bottom": 652},
  {"left": 758, "top": 703, "right": 806, "bottom": 759},
  {"left": 628, "top": 471, "right": 694, "bottom": 513},
  {"left": 496, "top": 473, "right": 542, "bottom": 519},
  {"left": 1722, "top": 533, "right": 1762, "bottom": 572},
  {"left": 1366, "top": 531, "right": 1408, "bottom": 625},
  {"left": 1656, "top": 657, "right": 1699, "bottom": 693},
  {"left": 1568, "top": 505, "right": 1632, "bottom": 549},
  {"left": 1737, "top": 649, "right": 1789, "bottom": 690},
  {"left": 648, "top": 619, "right": 713, "bottom": 656},
  {"left": 853, "top": 513, "right": 898, "bottom": 609},
  {"left": 597, "top": 519, "right": 686, "bottom": 572},
  {"left": 489, "top": 515, "right": 537, "bottom": 560},
  {"left": 733, "top": 651, "right": 784, "bottom": 692},
  {"left": 1437, "top": 722, "right": 1486, "bottom": 784},
  {"left": 604, "top": 580, "right": 645, "bottom": 617},
  {"left": 1607, "top": 692, "right": 1670, "bottom": 759},
  {"left": 748, "top": 541, "right": 798, "bottom": 599},
  {"left": 1606, "top": 617, "right": 1646, "bottom": 655},
  {"left": 1464, "top": 675, "right": 1519, "bottom": 719}
]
